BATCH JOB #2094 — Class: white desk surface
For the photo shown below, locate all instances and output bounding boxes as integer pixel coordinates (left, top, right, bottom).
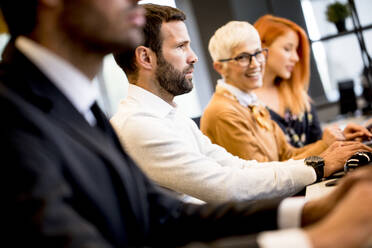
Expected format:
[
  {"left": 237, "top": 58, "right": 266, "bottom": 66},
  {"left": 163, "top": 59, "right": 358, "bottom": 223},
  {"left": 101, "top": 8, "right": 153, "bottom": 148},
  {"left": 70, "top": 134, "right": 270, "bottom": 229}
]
[{"left": 305, "top": 179, "right": 338, "bottom": 200}]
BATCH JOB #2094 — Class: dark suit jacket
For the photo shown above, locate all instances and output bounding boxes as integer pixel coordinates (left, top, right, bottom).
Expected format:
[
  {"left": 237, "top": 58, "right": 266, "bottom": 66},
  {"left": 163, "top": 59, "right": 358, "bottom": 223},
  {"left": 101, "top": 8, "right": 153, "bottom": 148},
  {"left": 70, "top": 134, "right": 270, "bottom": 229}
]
[{"left": 0, "top": 42, "right": 280, "bottom": 248}]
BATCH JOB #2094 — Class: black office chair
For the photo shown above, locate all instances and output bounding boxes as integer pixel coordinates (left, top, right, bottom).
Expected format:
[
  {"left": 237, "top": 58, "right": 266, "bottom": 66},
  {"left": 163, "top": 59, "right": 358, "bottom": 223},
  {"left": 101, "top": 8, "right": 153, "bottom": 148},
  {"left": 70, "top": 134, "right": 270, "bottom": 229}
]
[{"left": 338, "top": 79, "right": 357, "bottom": 114}]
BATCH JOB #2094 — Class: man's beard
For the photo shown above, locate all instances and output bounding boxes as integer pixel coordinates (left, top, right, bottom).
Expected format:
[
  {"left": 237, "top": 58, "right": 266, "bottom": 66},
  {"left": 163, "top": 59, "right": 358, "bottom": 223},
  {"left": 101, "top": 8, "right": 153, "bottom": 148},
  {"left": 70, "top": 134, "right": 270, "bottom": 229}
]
[{"left": 155, "top": 54, "right": 194, "bottom": 96}]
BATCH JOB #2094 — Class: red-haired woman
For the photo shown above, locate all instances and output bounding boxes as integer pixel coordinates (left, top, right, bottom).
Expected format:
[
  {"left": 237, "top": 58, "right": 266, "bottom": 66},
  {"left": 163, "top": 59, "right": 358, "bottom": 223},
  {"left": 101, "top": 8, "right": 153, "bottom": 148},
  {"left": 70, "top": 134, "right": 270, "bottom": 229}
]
[
  {"left": 254, "top": 15, "right": 321, "bottom": 147},
  {"left": 254, "top": 15, "right": 371, "bottom": 147}
]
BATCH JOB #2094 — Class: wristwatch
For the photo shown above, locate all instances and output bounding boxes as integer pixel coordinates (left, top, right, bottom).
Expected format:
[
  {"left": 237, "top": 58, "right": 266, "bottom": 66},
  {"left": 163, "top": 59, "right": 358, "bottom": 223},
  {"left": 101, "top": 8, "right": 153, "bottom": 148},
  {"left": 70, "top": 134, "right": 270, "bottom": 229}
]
[{"left": 304, "top": 156, "right": 324, "bottom": 182}]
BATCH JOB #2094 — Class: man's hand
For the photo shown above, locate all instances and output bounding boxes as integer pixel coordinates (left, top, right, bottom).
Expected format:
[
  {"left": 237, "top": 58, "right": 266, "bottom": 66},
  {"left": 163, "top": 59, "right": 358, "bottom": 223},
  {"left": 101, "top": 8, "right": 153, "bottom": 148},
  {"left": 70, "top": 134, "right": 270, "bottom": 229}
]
[
  {"left": 320, "top": 141, "right": 372, "bottom": 177},
  {"left": 322, "top": 125, "right": 345, "bottom": 146},
  {"left": 302, "top": 166, "right": 372, "bottom": 227},
  {"left": 305, "top": 181, "right": 372, "bottom": 248},
  {"left": 343, "top": 123, "right": 372, "bottom": 141}
]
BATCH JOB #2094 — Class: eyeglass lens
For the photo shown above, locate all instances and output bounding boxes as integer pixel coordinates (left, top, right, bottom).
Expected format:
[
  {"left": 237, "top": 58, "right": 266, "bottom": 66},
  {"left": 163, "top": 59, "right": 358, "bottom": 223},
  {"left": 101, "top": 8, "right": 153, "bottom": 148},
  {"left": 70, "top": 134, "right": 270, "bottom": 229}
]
[{"left": 238, "top": 50, "right": 267, "bottom": 66}]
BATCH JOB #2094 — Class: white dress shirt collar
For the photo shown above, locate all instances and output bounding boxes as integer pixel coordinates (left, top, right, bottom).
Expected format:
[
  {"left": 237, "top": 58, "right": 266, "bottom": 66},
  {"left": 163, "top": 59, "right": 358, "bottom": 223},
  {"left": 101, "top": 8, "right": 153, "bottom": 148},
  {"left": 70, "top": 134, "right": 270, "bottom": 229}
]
[
  {"left": 217, "top": 78, "right": 259, "bottom": 107},
  {"left": 15, "top": 36, "right": 99, "bottom": 125},
  {"left": 127, "top": 84, "right": 176, "bottom": 118}
]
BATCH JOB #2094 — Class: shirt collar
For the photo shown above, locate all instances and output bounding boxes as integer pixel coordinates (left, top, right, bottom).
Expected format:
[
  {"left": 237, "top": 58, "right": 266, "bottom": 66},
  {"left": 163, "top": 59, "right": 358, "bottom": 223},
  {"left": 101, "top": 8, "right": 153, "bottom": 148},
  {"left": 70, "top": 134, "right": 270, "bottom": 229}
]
[
  {"left": 217, "top": 79, "right": 259, "bottom": 107},
  {"left": 15, "top": 36, "right": 99, "bottom": 115},
  {"left": 127, "top": 84, "right": 176, "bottom": 118}
]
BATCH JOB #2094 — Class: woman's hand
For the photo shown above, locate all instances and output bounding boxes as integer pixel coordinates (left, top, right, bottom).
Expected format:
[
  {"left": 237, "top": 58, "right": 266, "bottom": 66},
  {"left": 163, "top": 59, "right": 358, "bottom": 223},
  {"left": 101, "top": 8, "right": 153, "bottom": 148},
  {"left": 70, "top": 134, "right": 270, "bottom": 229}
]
[
  {"left": 322, "top": 125, "right": 345, "bottom": 146},
  {"left": 343, "top": 123, "right": 372, "bottom": 141}
]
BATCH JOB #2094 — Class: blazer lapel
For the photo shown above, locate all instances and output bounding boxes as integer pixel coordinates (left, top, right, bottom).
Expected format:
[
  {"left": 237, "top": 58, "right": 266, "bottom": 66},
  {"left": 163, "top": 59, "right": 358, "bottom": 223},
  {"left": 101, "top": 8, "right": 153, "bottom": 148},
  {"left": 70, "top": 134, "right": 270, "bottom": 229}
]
[
  {"left": 1, "top": 42, "right": 147, "bottom": 228},
  {"left": 2, "top": 42, "right": 117, "bottom": 163},
  {"left": 47, "top": 85, "right": 148, "bottom": 233}
]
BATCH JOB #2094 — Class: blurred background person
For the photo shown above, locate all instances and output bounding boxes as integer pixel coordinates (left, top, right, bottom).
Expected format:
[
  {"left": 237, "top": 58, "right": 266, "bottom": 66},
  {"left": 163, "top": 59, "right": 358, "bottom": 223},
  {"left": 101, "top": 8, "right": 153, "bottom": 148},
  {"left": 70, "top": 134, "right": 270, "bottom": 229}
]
[
  {"left": 201, "top": 21, "right": 365, "bottom": 162},
  {"left": 254, "top": 15, "right": 342, "bottom": 148}
]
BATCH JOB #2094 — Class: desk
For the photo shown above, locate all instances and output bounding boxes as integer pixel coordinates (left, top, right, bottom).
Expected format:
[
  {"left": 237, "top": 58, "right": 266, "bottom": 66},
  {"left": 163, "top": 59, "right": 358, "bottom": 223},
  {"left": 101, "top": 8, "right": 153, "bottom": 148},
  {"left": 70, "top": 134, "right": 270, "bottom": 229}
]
[{"left": 305, "top": 179, "right": 337, "bottom": 200}]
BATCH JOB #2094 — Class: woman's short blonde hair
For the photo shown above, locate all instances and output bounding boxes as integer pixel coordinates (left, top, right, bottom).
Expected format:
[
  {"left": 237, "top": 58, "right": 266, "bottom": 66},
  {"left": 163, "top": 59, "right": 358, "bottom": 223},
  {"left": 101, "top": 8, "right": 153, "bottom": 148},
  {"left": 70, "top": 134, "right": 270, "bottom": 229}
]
[{"left": 208, "top": 21, "right": 260, "bottom": 62}]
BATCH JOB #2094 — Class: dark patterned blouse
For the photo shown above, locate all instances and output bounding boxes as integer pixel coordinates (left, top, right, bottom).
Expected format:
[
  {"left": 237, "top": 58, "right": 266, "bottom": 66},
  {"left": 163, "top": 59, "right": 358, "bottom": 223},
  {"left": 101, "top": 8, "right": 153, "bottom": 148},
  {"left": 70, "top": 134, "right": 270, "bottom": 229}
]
[{"left": 268, "top": 105, "right": 322, "bottom": 148}]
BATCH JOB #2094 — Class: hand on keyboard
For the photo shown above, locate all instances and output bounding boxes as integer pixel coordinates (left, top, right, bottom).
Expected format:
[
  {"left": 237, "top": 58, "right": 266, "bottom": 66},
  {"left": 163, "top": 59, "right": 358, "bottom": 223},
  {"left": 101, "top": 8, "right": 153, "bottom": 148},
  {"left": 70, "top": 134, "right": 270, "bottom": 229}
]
[
  {"left": 344, "top": 151, "right": 372, "bottom": 173},
  {"left": 326, "top": 151, "right": 372, "bottom": 187}
]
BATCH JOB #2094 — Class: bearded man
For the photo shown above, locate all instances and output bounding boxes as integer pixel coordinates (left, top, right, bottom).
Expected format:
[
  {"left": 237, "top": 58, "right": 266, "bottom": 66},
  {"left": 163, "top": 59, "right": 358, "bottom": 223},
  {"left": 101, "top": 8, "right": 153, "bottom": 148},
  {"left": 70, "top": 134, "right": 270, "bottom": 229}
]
[{"left": 110, "top": 3, "right": 366, "bottom": 204}]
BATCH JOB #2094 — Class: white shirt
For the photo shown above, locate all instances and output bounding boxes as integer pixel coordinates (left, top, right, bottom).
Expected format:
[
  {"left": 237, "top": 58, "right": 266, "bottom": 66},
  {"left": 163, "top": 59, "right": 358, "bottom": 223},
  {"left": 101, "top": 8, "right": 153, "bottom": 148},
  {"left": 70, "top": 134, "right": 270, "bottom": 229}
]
[
  {"left": 111, "top": 84, "right": 316, "bottom": 203},
  {"left": 217, "top": 78, "right": 259, "bottom": 107},
  {"left": 111, "top": 84, "right": 313, "bottom": 247},
  {"left": 15, "top": 36, "right": 99, "bottom": 126}
]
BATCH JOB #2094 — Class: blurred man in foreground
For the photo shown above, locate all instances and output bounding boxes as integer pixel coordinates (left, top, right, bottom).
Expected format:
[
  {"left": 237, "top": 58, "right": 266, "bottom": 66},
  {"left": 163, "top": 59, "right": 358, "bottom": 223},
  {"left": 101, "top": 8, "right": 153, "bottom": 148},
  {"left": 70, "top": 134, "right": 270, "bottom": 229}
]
[{"left": 2, "top": 1, "right": 372, "bottom": 247}]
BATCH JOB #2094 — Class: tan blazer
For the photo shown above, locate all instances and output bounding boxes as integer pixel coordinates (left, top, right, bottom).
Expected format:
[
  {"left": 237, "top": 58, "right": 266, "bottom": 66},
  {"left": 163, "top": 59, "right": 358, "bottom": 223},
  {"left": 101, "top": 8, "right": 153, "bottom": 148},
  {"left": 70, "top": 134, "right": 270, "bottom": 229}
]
[{"left": 201, "top": 86, "right": 328, "bottom": 162}]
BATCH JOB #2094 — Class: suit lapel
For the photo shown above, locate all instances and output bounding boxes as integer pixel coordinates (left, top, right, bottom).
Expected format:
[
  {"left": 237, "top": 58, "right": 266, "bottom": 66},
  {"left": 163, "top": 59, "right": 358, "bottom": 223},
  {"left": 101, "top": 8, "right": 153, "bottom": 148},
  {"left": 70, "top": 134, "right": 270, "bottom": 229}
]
[
  {"left": 1, "top": 42, "right": 147, "bottom": 228},
  {"left": 2, "top": 42, "right": 119, "bottom": 164},
  {"left": 48, "top": 86, "right": 148, "bottom": 233}
]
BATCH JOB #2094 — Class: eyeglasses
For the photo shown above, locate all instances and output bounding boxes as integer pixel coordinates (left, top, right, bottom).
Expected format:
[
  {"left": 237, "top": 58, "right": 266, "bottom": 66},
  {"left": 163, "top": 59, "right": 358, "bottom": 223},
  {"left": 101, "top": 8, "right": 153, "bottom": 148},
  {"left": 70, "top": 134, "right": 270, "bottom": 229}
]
[{"left": 219, "top": 49, "right": 268, "bottom": 67}]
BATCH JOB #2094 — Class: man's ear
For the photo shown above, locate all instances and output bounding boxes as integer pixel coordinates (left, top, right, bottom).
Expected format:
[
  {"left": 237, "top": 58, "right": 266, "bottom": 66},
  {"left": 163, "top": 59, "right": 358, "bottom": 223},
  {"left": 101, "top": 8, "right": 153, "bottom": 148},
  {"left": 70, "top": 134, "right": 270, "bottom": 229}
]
[{"left": 135, "top": 46, "right": 155, "bottom": 70}]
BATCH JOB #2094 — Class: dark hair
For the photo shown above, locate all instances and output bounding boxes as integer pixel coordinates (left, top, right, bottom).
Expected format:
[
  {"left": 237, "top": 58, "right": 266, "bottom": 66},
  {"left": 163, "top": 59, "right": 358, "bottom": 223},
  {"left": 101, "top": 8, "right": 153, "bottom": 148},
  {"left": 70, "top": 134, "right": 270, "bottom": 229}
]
[
  {"left": 114, "top": 4, "right": 186, "bottom": 78},
  {"left": 0, "top": 0, "right": 38, "bottom": 37}
]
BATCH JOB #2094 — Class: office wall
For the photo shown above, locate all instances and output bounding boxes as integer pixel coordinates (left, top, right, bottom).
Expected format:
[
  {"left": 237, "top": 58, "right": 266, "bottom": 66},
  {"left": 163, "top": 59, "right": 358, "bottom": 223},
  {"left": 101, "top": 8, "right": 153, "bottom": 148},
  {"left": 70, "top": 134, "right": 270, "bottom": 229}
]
[
  {"left": 175, "top": 0, "right": 213, "bottom": 114},
  {"left": 188, "top": 0, "right": 234, "bottom": 90}
]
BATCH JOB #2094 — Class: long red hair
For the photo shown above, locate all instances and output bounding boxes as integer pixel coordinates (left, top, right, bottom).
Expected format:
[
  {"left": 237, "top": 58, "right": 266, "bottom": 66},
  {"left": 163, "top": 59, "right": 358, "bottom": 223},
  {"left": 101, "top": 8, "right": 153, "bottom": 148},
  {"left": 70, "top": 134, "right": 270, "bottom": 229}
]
[{"left": 254, "top": 15, "right": 310, "bottom": 115}]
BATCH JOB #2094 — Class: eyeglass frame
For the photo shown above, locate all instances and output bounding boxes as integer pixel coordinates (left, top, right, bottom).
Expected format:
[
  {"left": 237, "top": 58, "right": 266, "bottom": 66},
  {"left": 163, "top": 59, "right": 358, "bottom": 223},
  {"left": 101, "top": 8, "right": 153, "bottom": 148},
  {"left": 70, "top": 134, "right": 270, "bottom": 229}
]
[{"left": 218, "top": 48, "right": 268, "bottom": 67}]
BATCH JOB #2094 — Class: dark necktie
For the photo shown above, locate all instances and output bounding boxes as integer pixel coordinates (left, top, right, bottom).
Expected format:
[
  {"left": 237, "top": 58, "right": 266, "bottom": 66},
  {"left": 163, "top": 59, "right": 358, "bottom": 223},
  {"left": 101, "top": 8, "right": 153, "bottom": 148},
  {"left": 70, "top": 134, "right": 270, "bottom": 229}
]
[
  {"left": 90, "top": 102, "right": 123, "bottom": 149},
  {"left": 90, "top": 102, "right": 107, "bottom": 132}
]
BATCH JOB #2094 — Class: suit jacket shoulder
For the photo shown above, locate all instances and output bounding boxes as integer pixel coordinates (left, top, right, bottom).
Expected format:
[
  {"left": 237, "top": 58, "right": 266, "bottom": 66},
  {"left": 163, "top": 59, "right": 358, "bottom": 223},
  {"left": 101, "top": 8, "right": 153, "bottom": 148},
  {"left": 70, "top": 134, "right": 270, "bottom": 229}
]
[{"left": 0, "top": 41, "right": 280, "bottom": 248}]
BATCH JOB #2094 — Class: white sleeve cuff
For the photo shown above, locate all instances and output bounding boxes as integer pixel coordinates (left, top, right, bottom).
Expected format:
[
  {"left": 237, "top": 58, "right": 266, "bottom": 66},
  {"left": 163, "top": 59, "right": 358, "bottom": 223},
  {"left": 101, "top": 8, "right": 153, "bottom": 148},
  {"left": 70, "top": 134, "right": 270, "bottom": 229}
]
[
  {"left": 286, "top": 159, "right": 317, "bottom": 185},
  {"left": 257, "top": 228, "right": 312, "bottom": 248},
  {"left": 278, "top": 197, "right": 307, "bottom": 229}
]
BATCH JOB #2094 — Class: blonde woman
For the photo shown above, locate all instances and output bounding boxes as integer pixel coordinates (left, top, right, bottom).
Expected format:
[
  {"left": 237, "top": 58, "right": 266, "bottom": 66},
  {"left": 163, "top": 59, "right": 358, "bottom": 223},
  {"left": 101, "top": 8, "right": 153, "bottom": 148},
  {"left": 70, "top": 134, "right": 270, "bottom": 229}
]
[{"left": 201, "top": 20, "right": 369, "bottom": 162}]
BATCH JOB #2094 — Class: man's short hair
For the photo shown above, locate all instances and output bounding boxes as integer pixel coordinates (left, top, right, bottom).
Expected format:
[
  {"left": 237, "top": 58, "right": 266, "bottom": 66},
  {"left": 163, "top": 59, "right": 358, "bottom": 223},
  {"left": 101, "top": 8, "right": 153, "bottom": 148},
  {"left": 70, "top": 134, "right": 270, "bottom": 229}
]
[
  {"left": 208, "top": 21, "right": 259, "bottom": 62},
  {"left": 114, "top": 4, "right": 186, "bottom": 79},
  {"left": 0, "top": 0, "right": 38, "bottom": 37}
]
